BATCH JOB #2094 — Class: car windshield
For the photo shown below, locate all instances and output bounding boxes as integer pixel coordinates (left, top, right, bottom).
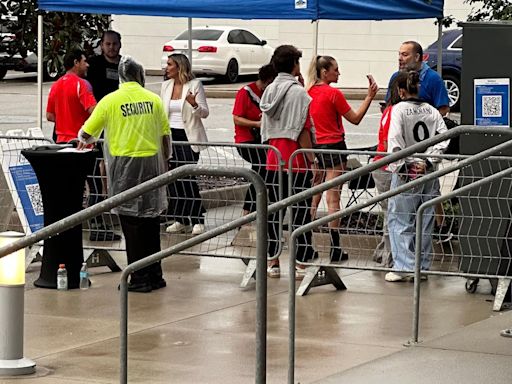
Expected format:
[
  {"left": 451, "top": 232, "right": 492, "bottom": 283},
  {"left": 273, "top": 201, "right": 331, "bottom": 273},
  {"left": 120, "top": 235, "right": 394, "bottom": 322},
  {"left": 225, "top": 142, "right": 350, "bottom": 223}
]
[{"left": 175, "top": 29, "right": 223, "bottom": 41}]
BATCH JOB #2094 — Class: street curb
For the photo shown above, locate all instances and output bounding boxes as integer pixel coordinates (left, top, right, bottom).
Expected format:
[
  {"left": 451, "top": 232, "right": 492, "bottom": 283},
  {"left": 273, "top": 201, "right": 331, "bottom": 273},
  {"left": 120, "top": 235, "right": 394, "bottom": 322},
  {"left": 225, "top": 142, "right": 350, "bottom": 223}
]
[
  {"left": 146, "top": 70, "right": 386, "bottom": 100},
  {"left": 204, "top": 88, "right": 386, "bottom": 100}
]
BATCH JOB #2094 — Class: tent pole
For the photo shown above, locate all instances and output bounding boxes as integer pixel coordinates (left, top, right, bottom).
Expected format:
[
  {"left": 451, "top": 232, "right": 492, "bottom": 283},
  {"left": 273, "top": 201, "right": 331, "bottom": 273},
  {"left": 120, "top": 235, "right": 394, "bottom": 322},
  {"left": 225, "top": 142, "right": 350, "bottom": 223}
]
[
  {"left": 312, "top": 20, "right": 318, "bottom": 57},
  {"left": 437, "top": 17, "right": 443, "bottom": 77},
  {"left": 188, "top": 18, "right": 192, "bottom": 67},
  {"left": 37, "top": 13, "right": 43, "bottom": 132}
]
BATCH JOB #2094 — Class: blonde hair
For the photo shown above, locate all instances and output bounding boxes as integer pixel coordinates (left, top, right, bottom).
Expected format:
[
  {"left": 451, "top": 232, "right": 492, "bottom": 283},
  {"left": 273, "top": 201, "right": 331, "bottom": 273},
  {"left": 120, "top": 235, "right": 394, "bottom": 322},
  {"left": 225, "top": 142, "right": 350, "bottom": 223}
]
[
  {"left": 306, "top": 55, "right": 336, "bottom": 90},
  {"left": 168, "top": 53, "right": 195, "bottom": 84}
]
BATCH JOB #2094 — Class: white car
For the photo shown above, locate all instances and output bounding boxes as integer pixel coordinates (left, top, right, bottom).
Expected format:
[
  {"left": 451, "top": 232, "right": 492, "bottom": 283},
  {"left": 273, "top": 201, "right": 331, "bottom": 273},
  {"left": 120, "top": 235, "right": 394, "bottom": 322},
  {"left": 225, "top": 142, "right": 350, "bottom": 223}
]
[{"left": 160, "top": 26, "right": 273, "bottom": 83}]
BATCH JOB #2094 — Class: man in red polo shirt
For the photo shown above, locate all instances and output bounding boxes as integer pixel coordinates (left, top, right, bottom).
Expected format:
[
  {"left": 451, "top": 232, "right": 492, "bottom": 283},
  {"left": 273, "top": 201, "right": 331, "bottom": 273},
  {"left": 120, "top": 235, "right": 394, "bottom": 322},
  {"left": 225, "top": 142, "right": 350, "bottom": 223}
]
[{"left": 46, "top": 49, "right": 97, "bottom": 143}]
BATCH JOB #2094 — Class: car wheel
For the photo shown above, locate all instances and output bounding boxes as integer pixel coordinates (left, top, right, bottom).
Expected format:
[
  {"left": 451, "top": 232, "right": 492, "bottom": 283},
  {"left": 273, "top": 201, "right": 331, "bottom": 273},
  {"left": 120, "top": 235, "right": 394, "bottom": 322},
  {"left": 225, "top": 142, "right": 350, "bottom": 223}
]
[
  {"left": 444, "top": 74, "right": 460, "bottom": 112},
  {"left": 0, "top": 67, "right": 7, "bottom": 80},
  {"left": 225, "top": 59, "right": 239, "bottom": 83}
]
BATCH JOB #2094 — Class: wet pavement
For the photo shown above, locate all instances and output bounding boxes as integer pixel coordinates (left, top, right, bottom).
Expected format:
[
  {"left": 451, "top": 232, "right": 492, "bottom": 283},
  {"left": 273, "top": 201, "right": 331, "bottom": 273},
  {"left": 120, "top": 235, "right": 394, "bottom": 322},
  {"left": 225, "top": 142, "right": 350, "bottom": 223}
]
[{"left": 2, "top": 231, "right": 510, "bottom": 383}]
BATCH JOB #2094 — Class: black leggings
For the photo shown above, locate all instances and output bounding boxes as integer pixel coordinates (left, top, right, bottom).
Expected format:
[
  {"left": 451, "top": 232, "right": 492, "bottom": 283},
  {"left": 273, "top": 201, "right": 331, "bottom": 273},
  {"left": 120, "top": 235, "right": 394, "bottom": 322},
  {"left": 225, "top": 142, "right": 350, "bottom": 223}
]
[
  {"left": 166, "top": 129, "right": 206, "bottom": 225},
  {"left": 267, "top": 170, "right": 316, "bottom": 262},
  {"left": 237, "top": 143, "right": 267, "bottom": 212}
]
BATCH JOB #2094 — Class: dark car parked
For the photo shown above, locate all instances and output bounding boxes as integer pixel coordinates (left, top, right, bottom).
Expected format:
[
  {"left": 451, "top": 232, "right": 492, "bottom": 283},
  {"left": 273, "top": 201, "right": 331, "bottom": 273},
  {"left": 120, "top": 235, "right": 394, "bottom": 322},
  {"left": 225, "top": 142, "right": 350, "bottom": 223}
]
[{"left": 424, "top": 28, "right": 462, "bottom": 111}]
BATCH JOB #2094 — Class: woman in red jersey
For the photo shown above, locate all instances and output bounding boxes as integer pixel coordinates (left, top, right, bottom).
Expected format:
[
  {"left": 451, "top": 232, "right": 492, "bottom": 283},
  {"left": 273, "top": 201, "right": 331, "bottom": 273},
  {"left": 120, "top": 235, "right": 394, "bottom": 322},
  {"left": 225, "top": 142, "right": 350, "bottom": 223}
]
[
  {"left": 233, "top": 64, "right": 276, "bottom": 216},
  {"left": 307, "top": 55, "right": 378, "bottom": 262}
]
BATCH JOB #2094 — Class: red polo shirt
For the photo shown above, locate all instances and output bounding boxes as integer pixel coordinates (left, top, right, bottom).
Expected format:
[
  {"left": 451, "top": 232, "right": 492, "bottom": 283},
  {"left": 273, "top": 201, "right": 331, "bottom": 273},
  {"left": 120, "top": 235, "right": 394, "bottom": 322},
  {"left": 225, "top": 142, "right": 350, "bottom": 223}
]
[{"left": 47, "top": 73, "right": 97, "bottom": 143}]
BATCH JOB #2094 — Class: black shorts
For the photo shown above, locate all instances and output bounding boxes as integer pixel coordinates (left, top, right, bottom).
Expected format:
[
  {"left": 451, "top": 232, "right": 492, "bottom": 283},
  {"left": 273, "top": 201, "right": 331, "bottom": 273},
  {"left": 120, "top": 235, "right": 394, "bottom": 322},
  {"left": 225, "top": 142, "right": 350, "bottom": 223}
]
[{"left": 314, "top": 141, "right": 348, "bottom": 169}]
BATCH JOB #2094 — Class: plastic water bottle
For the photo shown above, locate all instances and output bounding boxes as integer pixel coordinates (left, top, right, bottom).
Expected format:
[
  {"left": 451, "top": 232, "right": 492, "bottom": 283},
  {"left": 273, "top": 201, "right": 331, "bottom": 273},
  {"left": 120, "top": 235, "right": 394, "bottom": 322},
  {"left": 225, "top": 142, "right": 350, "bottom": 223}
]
[
  {"left": 79, "top": 262, "right": 89, "bottom": 290},
  {"left": 57, "top": 264, "right": 68, "bottom": 291}
]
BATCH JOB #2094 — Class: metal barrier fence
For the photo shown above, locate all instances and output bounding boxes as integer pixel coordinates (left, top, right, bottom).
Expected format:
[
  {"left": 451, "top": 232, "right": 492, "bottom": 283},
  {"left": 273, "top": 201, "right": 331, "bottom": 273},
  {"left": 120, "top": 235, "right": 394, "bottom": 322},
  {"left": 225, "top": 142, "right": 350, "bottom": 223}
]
[
  {"left": 287, "top": 147, "right": 512, "bottom": 284},
  {"left": 285, "top": 148, "right": 461, "bottom": 278},
  {"left": 0, "top": 138, "right": 283, "bottom": 282},
  {"left": 82, "top": 141, "right": 284, "bottom": 281},
  {"left": 162, "top": 141, "right": 284, "bottom": 262},
  {"left": 285, "top": 126, "right": 512, "bottom": 383}
]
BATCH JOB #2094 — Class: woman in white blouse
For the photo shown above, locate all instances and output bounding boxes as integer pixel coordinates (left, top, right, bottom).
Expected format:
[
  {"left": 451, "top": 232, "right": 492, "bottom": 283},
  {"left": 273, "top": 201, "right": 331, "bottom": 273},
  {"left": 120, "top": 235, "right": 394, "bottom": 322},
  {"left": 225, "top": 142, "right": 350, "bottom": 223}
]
[{"left": 161, "top": 53, "right": 209, "bottom": 235}]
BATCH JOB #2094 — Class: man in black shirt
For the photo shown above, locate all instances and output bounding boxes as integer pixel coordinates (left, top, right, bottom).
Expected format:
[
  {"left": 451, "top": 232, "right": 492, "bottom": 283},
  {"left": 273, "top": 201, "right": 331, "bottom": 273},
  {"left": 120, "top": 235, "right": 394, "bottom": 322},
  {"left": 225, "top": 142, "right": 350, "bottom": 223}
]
[
  {"left": 86, "top": 30, "right": 122, "bottom": 241},
  {"left": 87, "top": 30, "right": 122, "bottom": 101}
]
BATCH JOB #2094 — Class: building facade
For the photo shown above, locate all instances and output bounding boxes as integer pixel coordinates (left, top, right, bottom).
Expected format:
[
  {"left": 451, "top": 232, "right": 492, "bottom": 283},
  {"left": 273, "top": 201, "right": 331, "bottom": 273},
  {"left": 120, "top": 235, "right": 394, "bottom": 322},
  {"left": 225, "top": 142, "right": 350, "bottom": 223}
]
[{"left": 113, "top": 0, "right": 472, "bottom": 87}]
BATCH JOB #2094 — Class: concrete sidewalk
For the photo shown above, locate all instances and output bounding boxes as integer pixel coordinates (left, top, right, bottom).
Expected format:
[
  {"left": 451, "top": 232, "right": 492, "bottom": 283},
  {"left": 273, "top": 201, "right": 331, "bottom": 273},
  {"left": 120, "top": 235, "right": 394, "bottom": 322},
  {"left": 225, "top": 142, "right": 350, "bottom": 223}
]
[
  {"left": 1, "top": 224, "right": 509, "bottom": 383},
  {"left": 315, "top": 311, "right": 512, "bottom": 383}
]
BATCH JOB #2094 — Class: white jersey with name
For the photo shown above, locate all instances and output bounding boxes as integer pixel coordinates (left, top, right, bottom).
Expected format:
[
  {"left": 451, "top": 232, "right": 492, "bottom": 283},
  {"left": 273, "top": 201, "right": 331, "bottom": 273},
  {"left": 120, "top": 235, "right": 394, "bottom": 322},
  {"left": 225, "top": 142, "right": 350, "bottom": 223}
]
[{"left": 387, "top": 99, "right": 449, "bottom": 172}]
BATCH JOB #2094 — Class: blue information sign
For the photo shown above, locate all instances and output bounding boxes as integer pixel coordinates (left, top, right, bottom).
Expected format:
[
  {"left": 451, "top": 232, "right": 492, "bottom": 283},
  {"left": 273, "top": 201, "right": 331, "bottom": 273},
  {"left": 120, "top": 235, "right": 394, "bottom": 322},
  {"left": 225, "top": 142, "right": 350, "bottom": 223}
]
[
  {"left": 474, "top": 78, "right": 510, "bottom": 127},
  {"left": 9, "top": 164, "right": 44, "bottom": 233}
]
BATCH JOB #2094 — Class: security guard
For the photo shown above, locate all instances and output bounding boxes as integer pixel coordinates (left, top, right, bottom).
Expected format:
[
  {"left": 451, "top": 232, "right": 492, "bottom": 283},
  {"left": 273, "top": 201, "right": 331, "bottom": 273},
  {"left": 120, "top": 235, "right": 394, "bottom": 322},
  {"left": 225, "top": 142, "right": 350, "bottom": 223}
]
[{"left": 78, "top": 56, "right": 171, "bottom": 293}]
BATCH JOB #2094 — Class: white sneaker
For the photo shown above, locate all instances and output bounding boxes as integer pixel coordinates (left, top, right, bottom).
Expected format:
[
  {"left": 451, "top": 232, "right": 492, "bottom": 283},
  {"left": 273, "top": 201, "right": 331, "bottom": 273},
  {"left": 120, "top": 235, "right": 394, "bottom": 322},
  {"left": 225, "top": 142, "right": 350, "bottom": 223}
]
[
  {"left": 166, "top": 222, "right": 192, "bottom": 234},
  {"left": 191, "top": 224, "right": 205, "bottom": 235},
  {"left": 385, "top": 272, "right": 408, "bottom": 282}
]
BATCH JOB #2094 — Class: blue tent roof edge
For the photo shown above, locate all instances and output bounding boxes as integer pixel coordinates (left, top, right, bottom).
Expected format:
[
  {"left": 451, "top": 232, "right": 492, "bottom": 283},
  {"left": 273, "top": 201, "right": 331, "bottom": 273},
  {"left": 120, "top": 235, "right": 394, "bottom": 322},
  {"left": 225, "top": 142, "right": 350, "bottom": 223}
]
[{"left": 38, "top": 0, "right": 444, "bottom": 20}]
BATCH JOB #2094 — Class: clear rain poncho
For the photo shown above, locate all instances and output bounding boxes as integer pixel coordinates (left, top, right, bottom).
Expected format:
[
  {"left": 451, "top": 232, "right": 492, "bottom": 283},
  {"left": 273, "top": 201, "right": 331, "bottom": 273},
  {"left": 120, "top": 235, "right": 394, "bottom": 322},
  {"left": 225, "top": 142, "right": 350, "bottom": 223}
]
[{"left": 79, "top": 55, "right": 171, "bottom": 218}]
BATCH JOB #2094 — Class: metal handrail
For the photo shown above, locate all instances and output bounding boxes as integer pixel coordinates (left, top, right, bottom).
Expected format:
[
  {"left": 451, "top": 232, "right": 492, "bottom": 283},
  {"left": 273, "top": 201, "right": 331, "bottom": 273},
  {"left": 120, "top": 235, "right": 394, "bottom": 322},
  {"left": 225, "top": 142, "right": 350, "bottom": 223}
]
[
  {"left": 118, "top": 167, "right": 268, "bottom": 384},
  {"left": 286, "top": 125, "right": 512, "bottom": 384}
]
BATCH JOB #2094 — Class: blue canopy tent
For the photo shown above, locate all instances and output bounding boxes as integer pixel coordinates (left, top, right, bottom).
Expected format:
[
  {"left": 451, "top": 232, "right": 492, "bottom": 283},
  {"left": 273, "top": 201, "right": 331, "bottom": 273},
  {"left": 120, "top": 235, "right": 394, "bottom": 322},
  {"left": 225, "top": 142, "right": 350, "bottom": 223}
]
[
  {"left": 38, "top": 0, "right": 443, "bottom": 20},
  {"left": 35, "top": 0, "right": 445, "bottom": 128}
]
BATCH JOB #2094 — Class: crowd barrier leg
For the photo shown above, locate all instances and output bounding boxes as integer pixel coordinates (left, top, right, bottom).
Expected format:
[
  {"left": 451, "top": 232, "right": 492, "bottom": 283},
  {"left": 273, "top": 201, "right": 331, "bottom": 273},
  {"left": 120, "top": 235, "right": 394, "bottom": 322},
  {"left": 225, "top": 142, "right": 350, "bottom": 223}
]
[
  {"left": 240, "top": 259, "right": 257, "bottom": 288},
  {"left": 296, "top": 265, "right": 346, "bottom": 296},
  {"left": 85, "top": 249, "right": 122, "bottom": 272},
  {"left": 493, "top": 278, "right": 512, "bottom": 311}
]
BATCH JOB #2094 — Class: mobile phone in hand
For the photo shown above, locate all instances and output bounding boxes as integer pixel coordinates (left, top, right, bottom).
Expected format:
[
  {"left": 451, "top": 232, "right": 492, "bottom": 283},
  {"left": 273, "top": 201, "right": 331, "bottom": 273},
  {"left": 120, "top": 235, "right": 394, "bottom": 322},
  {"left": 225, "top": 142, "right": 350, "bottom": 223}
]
[{"left": 367, "top": 74, "right": 376, "bottom": 85}]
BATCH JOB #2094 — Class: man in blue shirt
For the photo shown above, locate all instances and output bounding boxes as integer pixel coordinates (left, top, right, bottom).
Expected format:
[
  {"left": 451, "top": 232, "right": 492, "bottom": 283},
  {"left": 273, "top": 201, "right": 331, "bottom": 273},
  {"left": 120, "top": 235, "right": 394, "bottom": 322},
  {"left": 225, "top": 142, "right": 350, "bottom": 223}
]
[
  {"left": 386, "top": 41, "right": 450, "bottom": 116},
  {"left": 385, "top": 41, "right": 453, "bottom": 244}
]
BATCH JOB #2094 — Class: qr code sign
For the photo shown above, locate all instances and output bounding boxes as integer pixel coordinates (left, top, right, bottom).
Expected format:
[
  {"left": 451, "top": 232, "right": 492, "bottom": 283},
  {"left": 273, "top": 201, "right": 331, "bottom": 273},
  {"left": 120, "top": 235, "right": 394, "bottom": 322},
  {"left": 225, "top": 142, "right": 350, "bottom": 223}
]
[
  {"left": 25, "top": 184, "right": 43, "bottom": 216},
  {"left": 482, "top": 95, "right": 502, "bottom": 117}
]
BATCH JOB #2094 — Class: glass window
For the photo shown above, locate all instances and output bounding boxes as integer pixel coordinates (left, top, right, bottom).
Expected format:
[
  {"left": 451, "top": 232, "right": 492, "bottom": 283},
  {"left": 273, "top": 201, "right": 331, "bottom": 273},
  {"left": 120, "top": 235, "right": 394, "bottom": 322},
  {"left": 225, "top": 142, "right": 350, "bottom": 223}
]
[
  {"left": 175, "top": 29, "right": 223, "bottom": 41},
  {"left": 241, "top": 30, "right": 261, "bottom": 45},
  {"left": 227, "top": 30, "right": 245, "bottom": 44},
  {"left": 451, "top": 35, "right": 462, "bottom": 49}
]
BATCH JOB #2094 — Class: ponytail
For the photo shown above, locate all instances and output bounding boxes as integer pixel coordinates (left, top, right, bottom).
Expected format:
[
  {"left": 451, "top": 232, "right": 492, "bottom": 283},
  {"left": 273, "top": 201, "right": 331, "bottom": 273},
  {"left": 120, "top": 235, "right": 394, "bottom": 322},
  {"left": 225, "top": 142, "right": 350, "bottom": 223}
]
[
  {"left": 306, "top": 55, "right": 336, "bottom": 90},
  {"left": 306, "top": 55, "right": 321, "bottom": 90},
  {"left": 395, "top": 70, "right": 420, "bottom": 97},
  {"left": 406, "top": 70, "right": 420, "bottom": 95}
]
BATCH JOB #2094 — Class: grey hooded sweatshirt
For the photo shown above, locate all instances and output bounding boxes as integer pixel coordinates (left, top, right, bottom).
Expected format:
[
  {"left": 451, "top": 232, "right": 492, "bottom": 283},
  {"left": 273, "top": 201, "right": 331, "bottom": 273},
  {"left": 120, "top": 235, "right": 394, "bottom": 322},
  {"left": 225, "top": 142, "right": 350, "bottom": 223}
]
[{"left": 260, "top": 72, "right": 312, "bottom": 143}]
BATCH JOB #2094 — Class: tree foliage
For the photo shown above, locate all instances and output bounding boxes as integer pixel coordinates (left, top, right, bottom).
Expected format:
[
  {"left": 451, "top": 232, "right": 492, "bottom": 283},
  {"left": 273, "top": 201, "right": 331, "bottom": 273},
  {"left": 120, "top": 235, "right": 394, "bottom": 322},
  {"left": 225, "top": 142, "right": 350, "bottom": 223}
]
[
  {"left": 0, "top": 0, "right": 110, "bottom": 74},
  {"left": 465, "top": 0, "right": 512, "bottom": 21}
]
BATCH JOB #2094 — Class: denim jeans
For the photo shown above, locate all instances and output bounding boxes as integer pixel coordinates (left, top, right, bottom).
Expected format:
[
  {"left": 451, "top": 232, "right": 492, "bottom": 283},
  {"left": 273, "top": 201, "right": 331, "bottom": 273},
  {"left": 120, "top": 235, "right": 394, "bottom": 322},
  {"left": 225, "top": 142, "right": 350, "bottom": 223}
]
[
  {"left": 371, "top": 168, "right": 393, "bottom": 267},
  {"left": 388, "top": 173, "right": 439, "bottom": 271}
]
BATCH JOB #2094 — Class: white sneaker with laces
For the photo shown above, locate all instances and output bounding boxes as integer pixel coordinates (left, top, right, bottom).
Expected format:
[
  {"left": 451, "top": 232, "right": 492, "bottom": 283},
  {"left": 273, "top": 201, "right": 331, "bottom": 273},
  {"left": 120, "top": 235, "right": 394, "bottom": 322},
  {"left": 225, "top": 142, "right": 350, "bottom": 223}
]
[
  {"left": 166, "top": 222, "right": 192, "bottom": 234},
  {"left": 192, "top": 224, "right": 205, "bottom": 235}
]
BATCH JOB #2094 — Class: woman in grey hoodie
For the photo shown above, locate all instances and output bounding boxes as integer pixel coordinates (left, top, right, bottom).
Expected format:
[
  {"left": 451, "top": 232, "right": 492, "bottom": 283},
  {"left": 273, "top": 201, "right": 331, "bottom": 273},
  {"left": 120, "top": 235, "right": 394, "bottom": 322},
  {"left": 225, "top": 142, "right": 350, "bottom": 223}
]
[{"left": 260, "top": 45, "right": 318, "bottom": 280}]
